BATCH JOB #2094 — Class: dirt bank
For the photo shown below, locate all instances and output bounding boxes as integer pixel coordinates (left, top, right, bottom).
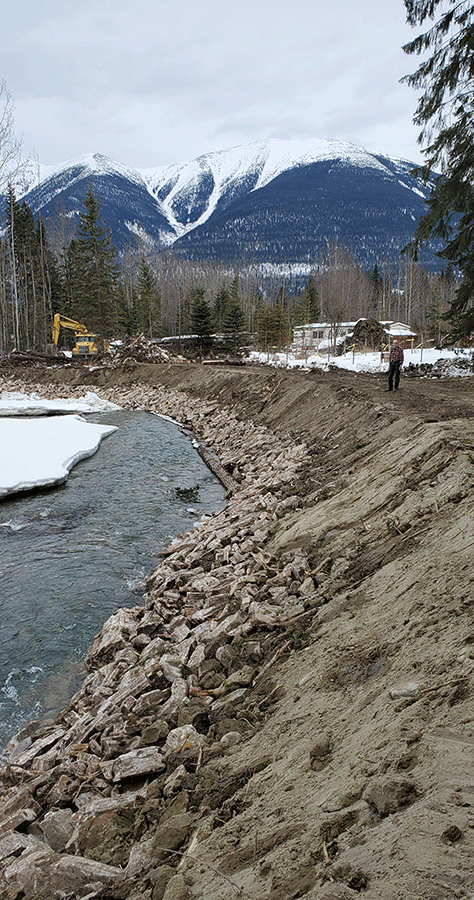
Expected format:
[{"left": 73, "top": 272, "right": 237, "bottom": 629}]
[{"left": 0, "top": 361, "right": 474, "bottom": 900}]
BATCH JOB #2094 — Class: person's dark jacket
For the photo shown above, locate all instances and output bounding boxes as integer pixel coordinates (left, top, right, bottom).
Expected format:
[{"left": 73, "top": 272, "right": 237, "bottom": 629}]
[{"left": 389, "top": 345, "right": 404, "bottom": 365}]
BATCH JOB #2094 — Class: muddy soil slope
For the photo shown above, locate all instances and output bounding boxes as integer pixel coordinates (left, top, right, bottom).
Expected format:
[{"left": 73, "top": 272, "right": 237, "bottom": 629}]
[{"left": 0, "top": 362, "right": 474, "bottom": 900}]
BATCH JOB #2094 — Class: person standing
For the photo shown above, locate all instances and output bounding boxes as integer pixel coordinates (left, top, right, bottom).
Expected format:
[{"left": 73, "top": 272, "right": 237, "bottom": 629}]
[{"left": 386, "top": 340, "right": 404, "bottom": 391}]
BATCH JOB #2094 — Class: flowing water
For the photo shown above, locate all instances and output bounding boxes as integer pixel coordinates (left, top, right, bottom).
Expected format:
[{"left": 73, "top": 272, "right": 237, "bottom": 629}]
[{"left": 0, "top": 409, "right": 225, "bottom": 750}]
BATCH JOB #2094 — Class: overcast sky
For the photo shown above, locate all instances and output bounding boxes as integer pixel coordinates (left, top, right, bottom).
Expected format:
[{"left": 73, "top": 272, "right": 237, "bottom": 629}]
[{"left": 2, "top": 0, "right": 424, "bottom": 170}]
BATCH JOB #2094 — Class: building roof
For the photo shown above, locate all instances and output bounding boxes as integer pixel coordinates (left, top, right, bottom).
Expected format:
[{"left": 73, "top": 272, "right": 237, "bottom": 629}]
[{"left": 384, "top": 322, "right": 417, "bottom": 337}]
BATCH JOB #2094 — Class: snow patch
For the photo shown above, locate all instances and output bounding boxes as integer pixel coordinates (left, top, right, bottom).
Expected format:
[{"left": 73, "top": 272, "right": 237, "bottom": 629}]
[{"left": 249, "top": 347, "right": 473, "bottom": 376}]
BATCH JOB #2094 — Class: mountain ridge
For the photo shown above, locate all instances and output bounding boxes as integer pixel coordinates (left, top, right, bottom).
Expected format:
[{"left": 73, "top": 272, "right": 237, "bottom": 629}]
[{"left": 12, "top": 138, "right": 438, "bottom": 273}]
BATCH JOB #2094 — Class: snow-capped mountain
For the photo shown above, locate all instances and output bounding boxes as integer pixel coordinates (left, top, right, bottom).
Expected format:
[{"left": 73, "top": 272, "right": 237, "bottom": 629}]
[
  {"left": 141, "top": 138, "right": 425, "bottom": 239},
  {"left": 14, "top": 139, "right": 438, "bottom": 271},
  {"left": 16, "top": 153, "right": 176, "bottom": 252}
]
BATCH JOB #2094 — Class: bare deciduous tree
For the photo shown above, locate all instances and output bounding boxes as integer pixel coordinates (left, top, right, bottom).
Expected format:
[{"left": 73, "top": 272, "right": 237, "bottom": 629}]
[{"left": 0, "top": 81, "right": 23, "bottom": 192}]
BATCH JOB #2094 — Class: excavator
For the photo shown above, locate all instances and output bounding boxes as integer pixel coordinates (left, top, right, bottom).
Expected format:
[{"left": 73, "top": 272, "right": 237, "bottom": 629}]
[{"left": 51, "top": 314, "right": 109, "bottom": 358}]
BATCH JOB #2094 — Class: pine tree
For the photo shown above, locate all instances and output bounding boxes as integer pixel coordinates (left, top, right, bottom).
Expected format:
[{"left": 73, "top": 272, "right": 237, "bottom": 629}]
[
  {"left": 212, "top": 285, "right": 231, "bottom": 332},
  {"left": 256, "top": 302, "right": 289, "bottom": 350},
  {"left": 66, "top": 184, "right": 123, "bottom": 336},
  {"left": 222, "top": 297, "right": 246, "bottom": 354},
  {"left": 189, "top": 287, "right": 213, "bottom": 353},
  {"left": 402, "top": 1, "right": 474, "bottom": 340},
  {"left": 369, "top": 264, "right": 384, "bottom": 315},
  {"left": 136, "top": 257, "right": 161, "bottom": 337},
  {"left": 3, "top": 189, "right": 60, "bottom": 351},
  {"left": 294, "top": 275, "right": 319, "bottom": 325}
]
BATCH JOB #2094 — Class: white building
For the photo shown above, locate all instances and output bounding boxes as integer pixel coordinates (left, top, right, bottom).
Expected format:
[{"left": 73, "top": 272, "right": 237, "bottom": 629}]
[
  {"left": 292, "top": 319, "right": 416, "bottom": 353},
  {"left": 292, "top": 321, "right": 358, "bottom": 352},
  {"left": 384, "top": 322, "right": 417, "bottom": 341}
]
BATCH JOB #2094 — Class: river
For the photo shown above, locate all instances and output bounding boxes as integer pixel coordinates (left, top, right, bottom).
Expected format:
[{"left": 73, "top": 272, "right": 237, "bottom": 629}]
[{"left": 0, "top": 408, "right": 225, "bottom": 749}]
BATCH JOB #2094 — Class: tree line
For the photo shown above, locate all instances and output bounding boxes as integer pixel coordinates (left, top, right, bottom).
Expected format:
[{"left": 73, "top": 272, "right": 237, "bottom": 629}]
[{"left": 0, "top": 179, "right": 462, "bottom": 357}]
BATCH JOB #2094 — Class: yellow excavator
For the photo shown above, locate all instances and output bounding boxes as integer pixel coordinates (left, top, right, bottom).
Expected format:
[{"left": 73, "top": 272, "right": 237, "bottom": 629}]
[{"left": 51, "top": 314, "right": 109, "bottom": 358}]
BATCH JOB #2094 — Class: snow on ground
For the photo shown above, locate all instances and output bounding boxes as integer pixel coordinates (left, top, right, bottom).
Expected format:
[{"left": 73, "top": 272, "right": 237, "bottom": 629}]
[
  {"left": 0, "top": 393, "right": 120, "bottom": 498},
  {"left": 249, "top": 346, "right": 473, "bottom": 374},
  {"left": 0, "top": 390, "right": 121, "bottom": 416}
]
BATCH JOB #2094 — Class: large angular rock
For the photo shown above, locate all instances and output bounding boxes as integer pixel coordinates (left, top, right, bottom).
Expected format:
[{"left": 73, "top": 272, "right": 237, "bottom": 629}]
[
  {"left": 164, "top": 725, "right": 207, "bottom": 754},
  {"left": 212, "top": 665, "right": 254, "bottom": 697},
  {"left": 133, "top": 687, "right": 171, "bottom": 716},
  {"left": 148, "top": 865, "right": 175, "bottom": 900},
  {"left": 3, "top": 846, "right": 124, "bottom": 899},
  {"left": 39, "top": 807, "right": 76, "bottom": 852},
  {"left": 0, "top": 800, "right": 42, "bottom": 836},
  {"left": 5, "top": 727, "right": 66, "bottom": 768},
  {"left": 87, "top": 607, "right": 140, "bottom": 667},
  {"left": 126, "top": 812, "right": 195, "bottom": 874},
  {"left": 0, "top": 830, "right": 43, "bottom": 863},
  {"left": 112, "top": 746, "right": 166, "bottom": 782},
  {"left": 140, "top": 635, "right": 170, "bottom": 663}
]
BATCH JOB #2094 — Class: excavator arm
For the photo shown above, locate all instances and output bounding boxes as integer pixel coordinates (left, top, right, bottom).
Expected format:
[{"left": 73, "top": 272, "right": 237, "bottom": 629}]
[{"left": 52, "top": 314, "right": 89, "bottom": 346}]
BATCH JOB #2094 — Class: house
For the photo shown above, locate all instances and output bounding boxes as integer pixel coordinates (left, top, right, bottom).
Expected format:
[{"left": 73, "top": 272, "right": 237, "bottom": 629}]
[
  {"left": 292, "top": 321, "right": 359, "bottom": 352},
  {"left": 383, "top": 322, "right": 417, "bottom": 341},
  {"left": 292, "top": 319, "right": 416, "bottom": 353}
]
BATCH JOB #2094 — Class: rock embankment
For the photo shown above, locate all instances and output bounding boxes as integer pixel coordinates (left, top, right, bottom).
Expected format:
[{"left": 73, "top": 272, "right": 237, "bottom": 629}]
[{"left": 1, "top": 366, "right": 474, "bottom": 900}]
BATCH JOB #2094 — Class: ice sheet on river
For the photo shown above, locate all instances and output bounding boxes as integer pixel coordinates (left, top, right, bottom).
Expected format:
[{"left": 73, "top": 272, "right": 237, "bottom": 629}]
[
  {"left": 0, "top": 415, "right": 117, "bottom": 498},
  {"left": 0, "top": 393, "right": 119, "bottom": 498}
]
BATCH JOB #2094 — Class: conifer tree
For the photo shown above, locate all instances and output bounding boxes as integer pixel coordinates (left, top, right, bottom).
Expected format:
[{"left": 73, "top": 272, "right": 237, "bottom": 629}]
[
  {"left": 222, "top": 297, "right": 246, "bottom": 354},
  {"left": 66, "top": 184, "right": 123, "bottom": 336},
  {"left": 136, "top": 257, "right": 161, "bottom": 337},
  {"left": 189, "top": 287, "right": 213, "bottom": 353},
  {"left": 213, "top": 285, "right": 231, "bottom": 332},
  {"left": 402, "top": 1, "right": 474, "bottom": 339},
  {"left": 256, "top": 302, "right": 289, "bottom": 350},
  {"left": 294, "top": 275, "right": 319, "bottom": 325},
  {"left": 369, "top": 264, "right": 384, "bottom": 316},
  {"left": 4, "top": 189, "right": 60, "bottom": 351}
]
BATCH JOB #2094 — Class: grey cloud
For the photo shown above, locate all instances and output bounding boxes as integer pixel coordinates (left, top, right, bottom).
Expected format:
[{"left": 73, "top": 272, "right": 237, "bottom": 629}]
[{"left": 2, "top": 0, "right": 423, "bottom": 168}]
